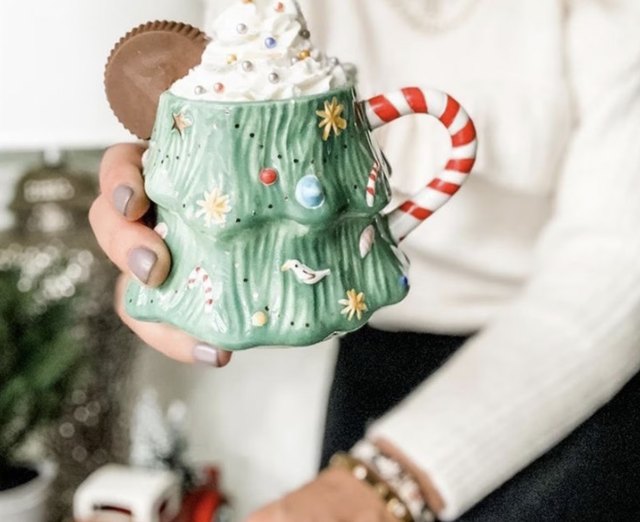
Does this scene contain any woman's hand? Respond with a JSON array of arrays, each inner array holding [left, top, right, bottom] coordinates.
[[248, 440, 445, 522], [89, 143, 232, 367], [246, 467, 396, 522]]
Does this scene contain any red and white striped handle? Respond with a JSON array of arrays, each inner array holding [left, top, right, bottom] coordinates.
[[363, 87, 478, 242]]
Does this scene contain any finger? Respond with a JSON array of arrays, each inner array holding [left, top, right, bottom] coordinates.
[[115, 275, 233, 367], [244, 506, 279, 522], [89, 194, 170, 287], [99, 143, 150, 221]]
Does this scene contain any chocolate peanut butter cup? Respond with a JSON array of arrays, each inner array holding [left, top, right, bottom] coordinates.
[[105, 21, 209, 139]]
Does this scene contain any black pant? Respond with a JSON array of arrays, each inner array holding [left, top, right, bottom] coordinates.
[[321, 326, 640, 521]]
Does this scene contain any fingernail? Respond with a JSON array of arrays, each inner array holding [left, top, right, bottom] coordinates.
[[127, 247, 157, 284], [113, 185, 134, 218], [193, 344, 220, 367]]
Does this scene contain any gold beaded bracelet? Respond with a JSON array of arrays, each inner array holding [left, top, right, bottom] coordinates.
[[329, 452, 414, 522]]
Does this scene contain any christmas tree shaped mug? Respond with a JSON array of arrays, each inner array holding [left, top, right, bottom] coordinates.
[[104, 1, 477, 350]]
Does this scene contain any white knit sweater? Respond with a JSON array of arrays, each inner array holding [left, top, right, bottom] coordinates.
[[205, 0, 640, 518]]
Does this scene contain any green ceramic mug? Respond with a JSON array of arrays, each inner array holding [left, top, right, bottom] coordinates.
[[123, 83, 477, 350]]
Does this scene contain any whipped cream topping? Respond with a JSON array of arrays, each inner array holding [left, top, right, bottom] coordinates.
[[170, 0, 351, 101]]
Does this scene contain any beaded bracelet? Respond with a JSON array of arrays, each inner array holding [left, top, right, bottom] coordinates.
[[351, 441, 436, 522], [329, 452, 415, 522]]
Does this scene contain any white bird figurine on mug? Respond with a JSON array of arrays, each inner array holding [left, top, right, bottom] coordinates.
[[281, 259, 331, 285]]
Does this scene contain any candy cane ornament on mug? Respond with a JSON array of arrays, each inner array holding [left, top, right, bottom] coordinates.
[[364, 87, 478, 242]]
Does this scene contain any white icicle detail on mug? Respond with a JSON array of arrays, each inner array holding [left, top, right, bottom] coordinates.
[[359, 225, 376, 258], [187, 266, 220, 313], [282, 259, 331, 285], [154, 222, 169, 239]]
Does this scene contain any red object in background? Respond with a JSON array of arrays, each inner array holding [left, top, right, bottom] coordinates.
[[172, 467, 228, 522]]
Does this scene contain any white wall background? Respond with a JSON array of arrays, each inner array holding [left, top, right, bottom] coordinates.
[[0, 0, 203, 150]]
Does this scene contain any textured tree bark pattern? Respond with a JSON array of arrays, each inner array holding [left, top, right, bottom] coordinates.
[[125, 88, 410, 349]]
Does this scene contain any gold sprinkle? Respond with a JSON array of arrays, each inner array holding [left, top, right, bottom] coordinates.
[[227, 54, 238, 64], [298, 49, 311, 60], [252, 311, 269, 327]]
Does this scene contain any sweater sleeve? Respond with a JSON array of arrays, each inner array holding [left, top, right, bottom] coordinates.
[[366, 2, 640, 519]]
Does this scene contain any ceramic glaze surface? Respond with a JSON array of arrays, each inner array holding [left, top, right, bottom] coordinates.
[[125, 87, 411, 349]]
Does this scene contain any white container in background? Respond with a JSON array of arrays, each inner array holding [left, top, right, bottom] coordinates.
[[74, 465, 181, 522], [0, 461, 57, 522]]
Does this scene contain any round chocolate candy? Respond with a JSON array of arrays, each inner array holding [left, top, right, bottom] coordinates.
[[105, 21, 209, 139]]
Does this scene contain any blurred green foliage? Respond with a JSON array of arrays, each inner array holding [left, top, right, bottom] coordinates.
[[0, 268, 84, 470]]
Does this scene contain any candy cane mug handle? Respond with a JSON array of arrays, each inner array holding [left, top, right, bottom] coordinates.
[[362, 87, 478, 242]]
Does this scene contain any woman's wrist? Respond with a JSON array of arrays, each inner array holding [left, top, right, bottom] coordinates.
[[329, 452, 415, 521], [353, 439, 445, 518]]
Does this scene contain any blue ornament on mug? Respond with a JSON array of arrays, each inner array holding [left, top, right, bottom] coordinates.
[[296, 174, 325, 209]]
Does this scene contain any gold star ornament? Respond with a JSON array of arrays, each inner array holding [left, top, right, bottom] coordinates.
[[196, 188, 232, 226], [172, 112, 192, 137], [339, 289, 368, 321], [316, 97, 348, 141]]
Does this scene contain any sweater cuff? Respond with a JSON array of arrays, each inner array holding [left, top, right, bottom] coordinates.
[[365, 307, 634, 520]]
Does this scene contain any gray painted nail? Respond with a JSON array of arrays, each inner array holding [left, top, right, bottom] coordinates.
[[193, 344, 220, 367], [127, 247, 157, 284], [113, 185, 134, 217]]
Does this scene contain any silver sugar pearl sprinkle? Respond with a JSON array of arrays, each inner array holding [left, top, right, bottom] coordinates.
[[290, 57, 300, 65], [329, 57, 340, 66], [268, 72, 280, 83], [300, 29, 311, 39], [194, 85, 206, 95], [242, 60, 254, 72], [237, 23, 248, 34]]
